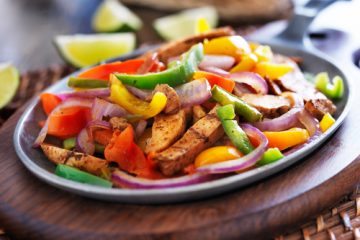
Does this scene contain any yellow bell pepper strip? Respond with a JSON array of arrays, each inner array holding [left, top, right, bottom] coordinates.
[[217, 104, 254, 154], [320, 113, 335, 132], [263, 128, 309, 151], [110, 76, 167, 119], [230, 53, 258, 73], [194, 146, 243, 168], [195, 17, 211, 34], [257, 148, 284, 166], [253, 45, 273, 62], [204, 36, 251, 60], [115, 43, 204, 89], [211, 85, 262, 122], [254, 62, 293, 80], [68, 77, 109, 89], [315, 72, 344, 99]]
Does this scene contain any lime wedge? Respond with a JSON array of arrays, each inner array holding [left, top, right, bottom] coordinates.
[[0, 63, 19, 109], [54, 33, 136, 68], [153, 6, 218, 41], [92, 0, 142, 32]]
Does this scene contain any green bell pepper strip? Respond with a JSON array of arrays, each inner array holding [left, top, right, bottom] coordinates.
[[257, 148, 284, 166], [68, 77, 109, 89], [217, 104, 254, 155], [63, 137, 105, 154], [315, 72, 344, 99], [212, 85, 262, 122], [115, 43, 204, 89], [55, 164, 112, 188]]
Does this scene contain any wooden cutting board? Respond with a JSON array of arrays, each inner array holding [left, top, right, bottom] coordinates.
[[0, 89, 359, 240]]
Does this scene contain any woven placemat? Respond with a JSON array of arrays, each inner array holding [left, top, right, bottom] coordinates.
[[0, 66, 359, 240]]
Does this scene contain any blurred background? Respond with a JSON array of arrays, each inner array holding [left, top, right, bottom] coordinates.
[[0, 0, 359, 72]]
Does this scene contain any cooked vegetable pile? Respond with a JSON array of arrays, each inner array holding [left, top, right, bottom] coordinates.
[[34, 27, 343, 189]]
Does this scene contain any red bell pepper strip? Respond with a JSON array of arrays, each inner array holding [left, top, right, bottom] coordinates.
[[104, 126, 161, 179], [47, 106, 91, 139], [40, 93, 62, 115], [193, 71, 235, 93], [78, 60, 145, 80], [78, 59, 165, 81]]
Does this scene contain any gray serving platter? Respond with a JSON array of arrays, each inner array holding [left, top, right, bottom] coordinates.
[[12, 40, 352, 203]]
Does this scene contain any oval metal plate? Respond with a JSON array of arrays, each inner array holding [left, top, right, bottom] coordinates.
[[13, 44, 352, 204]]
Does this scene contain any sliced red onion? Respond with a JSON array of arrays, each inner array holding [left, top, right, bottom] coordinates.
[[56, 88, 110, 100], [135, 120, 147, 139], [199, 55, 235, 70], [199, 66, 230, 77], [76, 127, 95, 155], [233, 83, 255, 96], [297, 109, 319, 137], [112, 170, 215, 189], [33, 98, 93, 148], [197, 124, 268, 174], [230, 72, 268, 95], [253, 108, 302, 132], [87, 119, 112, 139], [175, 79, 212, 107], [87, 120, 111, 131], [91, 98, 128, 120], [126, 85, 152, 100]]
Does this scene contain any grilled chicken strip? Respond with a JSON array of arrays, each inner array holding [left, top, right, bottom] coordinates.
[[145, 110, 186, 154], [40, 144, 108, 176], [240, 93, 291, 118], [273, 54, 336, 119], [154, 107, 224, 176], [192, 105, 207, 123]]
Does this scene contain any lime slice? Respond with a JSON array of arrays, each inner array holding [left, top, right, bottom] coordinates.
[[154, 6, 218, 41], [0, 63, 19, 109], [92, 0, 142, 32], [54, 33, 136, 68]]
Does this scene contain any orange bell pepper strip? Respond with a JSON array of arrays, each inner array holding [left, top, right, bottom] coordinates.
[[263, 128, 309, 151], [47, 106, 91, 139], [104, 126, 161, 179], [78, 60, 145, 80], [40, 93, 62, 115], [193, 71, 235, 93], [194, 146, 243, 168]]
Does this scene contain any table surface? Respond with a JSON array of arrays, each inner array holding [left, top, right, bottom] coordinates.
[[1, 0, 360, 72]]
